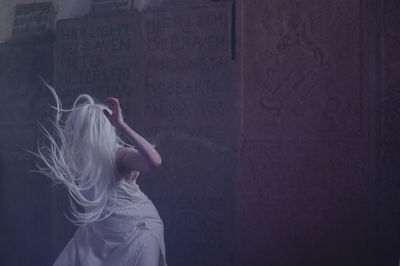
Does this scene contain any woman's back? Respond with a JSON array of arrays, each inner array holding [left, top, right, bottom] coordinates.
[[33, 86, 166, 265]]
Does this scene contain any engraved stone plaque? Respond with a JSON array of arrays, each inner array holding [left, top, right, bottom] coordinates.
[[55, 14, 140, 116], [12, 2, 54, 39], [91, 0, 131, 12], [138, 3, 235, 266]]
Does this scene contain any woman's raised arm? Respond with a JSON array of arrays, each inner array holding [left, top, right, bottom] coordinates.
[[103, 97, 162, 173]]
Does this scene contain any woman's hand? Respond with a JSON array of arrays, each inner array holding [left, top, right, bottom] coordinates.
[[103, 97, 125, 128]]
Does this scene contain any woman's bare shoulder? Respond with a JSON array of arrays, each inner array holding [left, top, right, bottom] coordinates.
[[115, 146, 154, 173]]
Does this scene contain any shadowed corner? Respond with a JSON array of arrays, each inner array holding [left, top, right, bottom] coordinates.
[[0, 154, 24, 266]]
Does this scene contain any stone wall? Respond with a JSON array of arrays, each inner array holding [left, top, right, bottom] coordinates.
[[0, 39, 54, 265], [378, 0, 400, 265], [1, 0, 399, 265], [236, 0, 381, 265]]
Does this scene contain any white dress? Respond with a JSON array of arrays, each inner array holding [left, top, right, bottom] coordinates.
[[53, 176, 167, 266]]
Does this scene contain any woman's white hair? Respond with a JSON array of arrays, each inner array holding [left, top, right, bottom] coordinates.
[[33, 80, 127, 225]]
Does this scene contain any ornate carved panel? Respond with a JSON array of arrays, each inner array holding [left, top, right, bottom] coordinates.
[[240, 0, 367, 140], [237, 1, 373, 265]]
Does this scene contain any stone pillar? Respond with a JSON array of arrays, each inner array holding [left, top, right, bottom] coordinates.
[[236, 0, 377, 265], [378, 0, 400, 265], [0, 2, 55, 265], [0, 40, 54, 265], [138, 3, 235, 266]]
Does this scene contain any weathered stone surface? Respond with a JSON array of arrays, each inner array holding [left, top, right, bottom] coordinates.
[[236, 0, 374, 265], [12, 2, 54, 39], [91, 0, 131, 12], [0, 42, 54, 164], [0, 41, 54, 266], [378, 0, 400, 264], [137, 3, 235, 266]]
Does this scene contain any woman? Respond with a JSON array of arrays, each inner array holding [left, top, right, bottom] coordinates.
[[34, 84, 167, 266]]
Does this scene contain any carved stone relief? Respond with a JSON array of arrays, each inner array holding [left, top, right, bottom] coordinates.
[[237, 0, 371, 265], [242, 0, 364, 140]]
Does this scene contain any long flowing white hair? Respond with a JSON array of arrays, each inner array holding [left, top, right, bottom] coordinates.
[[33, 80, 126, 225]]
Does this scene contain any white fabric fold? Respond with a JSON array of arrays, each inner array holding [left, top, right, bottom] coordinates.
[[54, 178, 167, 266]]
